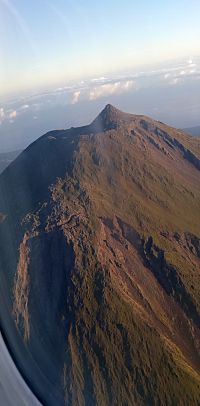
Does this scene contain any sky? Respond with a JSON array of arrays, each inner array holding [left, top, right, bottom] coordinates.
[[0, 1, 200, 152], [1, 0, 200, 97]]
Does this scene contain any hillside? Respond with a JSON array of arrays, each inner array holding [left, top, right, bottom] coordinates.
[[0, 104, 200, 406], [0, 150, 21, 174]]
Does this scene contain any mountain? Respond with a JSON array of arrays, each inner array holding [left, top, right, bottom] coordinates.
[[0, 104, 200, 405], [184, 126, 200, 136], [0, 150, 21, 174]]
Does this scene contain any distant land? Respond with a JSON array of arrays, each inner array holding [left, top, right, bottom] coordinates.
[[184, 126, 200, 136]]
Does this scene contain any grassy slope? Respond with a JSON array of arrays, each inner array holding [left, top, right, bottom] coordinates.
[[46, 118, 200, 404], [1, 108, 200, 405]]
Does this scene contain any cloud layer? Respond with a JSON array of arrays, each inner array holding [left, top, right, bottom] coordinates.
[[70, 78, 136, 104], [1, 56, 199, 127], [0, 107, 18, 124]]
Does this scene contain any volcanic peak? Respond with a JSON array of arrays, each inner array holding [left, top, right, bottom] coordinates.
[[91, 104, 134, 132]]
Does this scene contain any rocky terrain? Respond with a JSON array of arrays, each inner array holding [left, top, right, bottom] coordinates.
[[0, 104, 200, 405]]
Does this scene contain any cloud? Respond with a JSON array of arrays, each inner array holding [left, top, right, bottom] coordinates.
[[0, 108, 5, 124], [188, 58, 194, 65], [20, 104, 29, 110], [70, 79, 135, 104], [0, 107, 17, 124], [1, 56, 199, 119], [1, 103, 31, 124], [71, 91, 81, 104], [169, 77, 183, 86], [9, 110, 17, 119], [0, 107, 17, 123], [89, 80, 135, 101], [91, 77, 108, 83], [161, 58, 200, 86]]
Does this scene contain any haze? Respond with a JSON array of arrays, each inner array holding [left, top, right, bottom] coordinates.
[[0, 1, 200, 151]]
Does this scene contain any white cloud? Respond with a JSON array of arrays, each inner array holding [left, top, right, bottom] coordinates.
[[0, 107, 5, 123], [20, 104, 29, 110], [9, 110, 17, 119], [179, 70, 186, 75], [89, 80, 135, 101], [0, 103, 30, 124], [71, 91, 81, 104], [69, 78, 136, 104], [178, 67, 197, 77], [162, 58, 200, 86], [0, 107, 17, 123], [189, 63, 196, 68], [91, 77, 107, 83], [1, 57, 199, 118]]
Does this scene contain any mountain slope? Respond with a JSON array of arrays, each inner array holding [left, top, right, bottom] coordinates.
[[0, 150, 21, 174], [0, 104, 200, 405]]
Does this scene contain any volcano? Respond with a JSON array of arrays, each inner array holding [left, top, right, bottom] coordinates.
[[0, 105, 200, 405]]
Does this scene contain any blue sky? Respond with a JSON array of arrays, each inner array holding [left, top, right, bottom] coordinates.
[[0, 0, 200, 152], [1, 0, 200, 97]]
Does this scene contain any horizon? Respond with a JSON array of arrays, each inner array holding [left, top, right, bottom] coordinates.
[[1, 0, 200, 97], [0, 1, 200, 152]]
